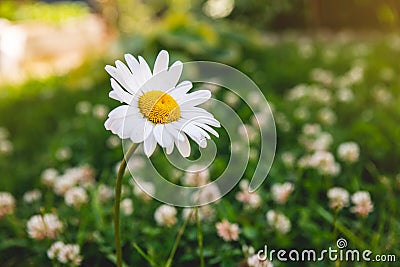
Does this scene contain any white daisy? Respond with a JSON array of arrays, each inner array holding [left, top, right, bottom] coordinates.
[[104, 50, 220, 157]]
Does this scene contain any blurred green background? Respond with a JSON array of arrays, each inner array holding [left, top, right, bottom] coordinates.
[[0, 0, 399, 267]]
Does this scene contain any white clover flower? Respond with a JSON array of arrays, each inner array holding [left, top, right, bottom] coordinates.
[[336, 87, 354, 102], [182, 165, 210, 186], [41, 168, 59, 187], [309, 150, 340, 176], [106, 135, 121, 149], [54, 176, 77, 196], [57, 243, 82, 265], [65, 187, 88, 209], [98, 184, 114, 203], [193, 183, 221, 204], [27, 213, 63, 240], [47, 241, 65, 260], [310, 68, 334, 86], [92, 104, 109, 120], [203, 0, 234, 19], [266, 210, 291, 234], [154, 204, 177, 227], [327, 187, 349, 210], [281, 152, 296, 168], [0, 192, 15, 219], [351, 191, 373, 217], [182, 206, 215, 223], [54, 166, 96, 195], [133, 181, 154, 202], [337, 141, 360, 163], [251, 111, 270, 128], [65, 165, 96, 188], [235, 180, 261, 209], [373, 86, 392, 105], [271, 182, 294, 204], [247, 254, 274, 267], [238, 124, 257, 142], [0, 139, 13, 154], [311, 132, 333, 151], [23, 189, 42, 203], [299, 131, 333, 152], [302, 123, 321, 136], [318, 108, 337, 125], [120, 198, 133, 215], [104, 50, 220, 157], [75, 101, 92, 115], [223, 91, 240, 107], [216, 219, 240, 241]]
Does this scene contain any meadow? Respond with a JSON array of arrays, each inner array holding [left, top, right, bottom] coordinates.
[[0, 2, 399, 266]]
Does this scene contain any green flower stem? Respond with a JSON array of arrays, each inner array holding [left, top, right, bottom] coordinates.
[[165, 209, 192, 267], [114, 142, 139, 267], [196, 207, 205, 267], [333, 208, 340, 267]]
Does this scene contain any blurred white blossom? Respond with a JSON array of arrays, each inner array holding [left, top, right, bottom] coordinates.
[[65, 187, 88, 209], [23, 189, 42, 203], [154, 205, 177, 227], [48, 241, 82, 266], [120, 198, 133, 215], [183, 165, 210, 186], [203, 0, 235, 19], [266, 210, 291, 234], [271, 182, 294, 204], [337, 142, 360, 163], [27, 214, 63, 240], [327, 187, 349, 210], [0, 192, 15, 219], [236, 180, 261, 209], [216, 219, 240, 241], [351, 191, 373, 217]]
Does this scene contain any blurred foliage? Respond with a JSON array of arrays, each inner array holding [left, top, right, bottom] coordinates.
[[0, 1, 400, 266], [0, 1, 90, 24]]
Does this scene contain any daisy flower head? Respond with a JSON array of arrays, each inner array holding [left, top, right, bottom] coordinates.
[[104, 50, 220, 157]]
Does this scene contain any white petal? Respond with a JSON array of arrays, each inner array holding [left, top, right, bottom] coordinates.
[[164, 60, 183, 90], [166, 142, 174, 154], [153, 124, 165, 147], [179, 90, 211, 107], [193, 122, 219, 137], [181, 107, 219, 124], [129, 118, 152, 143], [106, 117, 124, 137], [110, 79, 133, 103], [122, 117, 146, 139], [153, 50, 169, 75], [144, 134, 157, 157], [138, 56, 152, 81], [115, 60, 138, 93], [165, 124, 185, 142], [162, 128, 174, 148], [104, 117, 114, 130], [169, 81, 193, 100], [182, 123, 210, 148], [175, 133, 191, 157], [125, 54, 146, 87], [107, 105, 129, 119], [105, 65, 129, 91]]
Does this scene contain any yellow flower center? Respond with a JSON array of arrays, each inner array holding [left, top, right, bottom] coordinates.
[[138, 90, 180, 124]]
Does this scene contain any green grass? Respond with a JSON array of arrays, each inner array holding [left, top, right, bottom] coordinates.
[[0, 19, 399, 266]]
